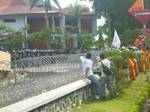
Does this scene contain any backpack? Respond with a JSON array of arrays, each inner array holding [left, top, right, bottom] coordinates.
[[101, 62, 113, 76]]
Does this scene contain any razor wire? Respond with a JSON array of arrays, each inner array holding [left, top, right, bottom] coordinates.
[[0, 54, 83, 108], [10, 49, 81, 60]]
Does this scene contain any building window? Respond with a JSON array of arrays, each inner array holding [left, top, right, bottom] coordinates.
[[4, 19, 16, 22]]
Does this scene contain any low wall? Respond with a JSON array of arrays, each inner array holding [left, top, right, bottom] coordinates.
[[0, 79, 92, 112]]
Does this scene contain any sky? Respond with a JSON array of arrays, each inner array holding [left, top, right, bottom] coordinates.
[[54, 0, 93, 11]]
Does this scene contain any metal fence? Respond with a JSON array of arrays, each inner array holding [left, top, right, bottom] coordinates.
[[0, 54, 83, 108], [10, 49, 81, 60]]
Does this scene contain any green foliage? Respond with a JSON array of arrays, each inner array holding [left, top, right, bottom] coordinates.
[[5, 35, 26, 50], [65, 25, 78, 32], [49, 39, 61, 48], [121, 50, 136, 58], [0, 23, 16, 35], [111, 55, 128, 66], [95, 39, 106, 49], [105, 50, 128, 69], [69, 3, 82, 48], [120, 29, 141, 46], [30, 0, 61, 10], [144, 0, 150, 9], [104, 50, 128, 84], [95, 26, 112, 49], [0, 23, 20, 50], [105, 50, 121, 57], [79, 33, 95, 50], [22, 24, 30, 32], [97, 26, 111, 38], [91, 0, 141, 34], [30, 0, 61, 27], [71, 74, 150, 112], [13, 24, 31, 36], [54, 26, 63, 34], [28, 27, 62, 48], [4, 26, 63, 50], [104, 50, 127, 66], [144, 37, 150, 49], [69, 3, 82, 17]]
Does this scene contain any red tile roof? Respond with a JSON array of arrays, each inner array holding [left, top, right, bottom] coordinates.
[[0, 0, 60, 16], [58, 7, 95, 16], [0, 0, 94, 16], [0, 5, 43, 15], [0, 6, 61, 16]]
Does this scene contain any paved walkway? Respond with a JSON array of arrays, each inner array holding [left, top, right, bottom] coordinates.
[[142, 99, 150, 112]]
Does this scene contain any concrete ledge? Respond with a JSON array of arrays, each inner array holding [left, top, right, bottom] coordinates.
[[0, 79, 91, 112]]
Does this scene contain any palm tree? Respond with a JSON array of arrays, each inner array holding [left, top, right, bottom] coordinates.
[[70, 3, 82, 48], [30, 0, 61, 48], [30, 0, 61, 27]]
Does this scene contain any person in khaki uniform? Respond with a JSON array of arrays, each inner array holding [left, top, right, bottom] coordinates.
[[97, 53, 114, 99]]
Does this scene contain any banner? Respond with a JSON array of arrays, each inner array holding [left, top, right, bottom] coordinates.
[[112, 30, 121, 49]]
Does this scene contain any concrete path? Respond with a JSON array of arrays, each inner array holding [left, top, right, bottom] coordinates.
[[142, 99, 150, 112]]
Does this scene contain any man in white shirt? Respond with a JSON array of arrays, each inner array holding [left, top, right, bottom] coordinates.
[[97, 53, 114, 99], [81, 53, 104, 100]]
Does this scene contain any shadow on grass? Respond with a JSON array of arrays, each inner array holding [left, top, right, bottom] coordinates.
[[84, 79, 133, 105]]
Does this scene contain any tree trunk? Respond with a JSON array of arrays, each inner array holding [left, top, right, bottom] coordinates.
[[45, 0, 50, 27], [77, 17, 81, 48]]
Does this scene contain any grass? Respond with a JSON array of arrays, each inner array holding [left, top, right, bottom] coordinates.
[[70, 73, 150, 112]]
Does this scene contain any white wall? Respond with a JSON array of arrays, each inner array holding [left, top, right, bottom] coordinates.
[[0, 16, 26, 31]]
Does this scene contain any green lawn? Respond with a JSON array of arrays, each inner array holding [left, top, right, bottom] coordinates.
[[71, 73, 150, 112]]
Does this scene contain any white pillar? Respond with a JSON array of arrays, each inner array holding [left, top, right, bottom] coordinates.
[[60, 15, 66, 48], [60, 15, 66, 33]]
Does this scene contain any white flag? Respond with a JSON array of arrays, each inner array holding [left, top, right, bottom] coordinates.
[[112, 30, 121, 49]]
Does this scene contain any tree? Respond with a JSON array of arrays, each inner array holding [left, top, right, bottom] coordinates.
[[97, 26, 108, 40], [91, 0, 140, 34], [28, 26, 63, 48], [105, 50, 128, 90], [79, 32, 95, 51], [0, 23, 16, 36], [144, 0, 150, 9], [95, 26, 111, 49], [120, 29, 141, 46], [145, 37, 150, 49], [30, 0, 61, 27], [5, 35, 25, 51], [69, 3, 82, 48]]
